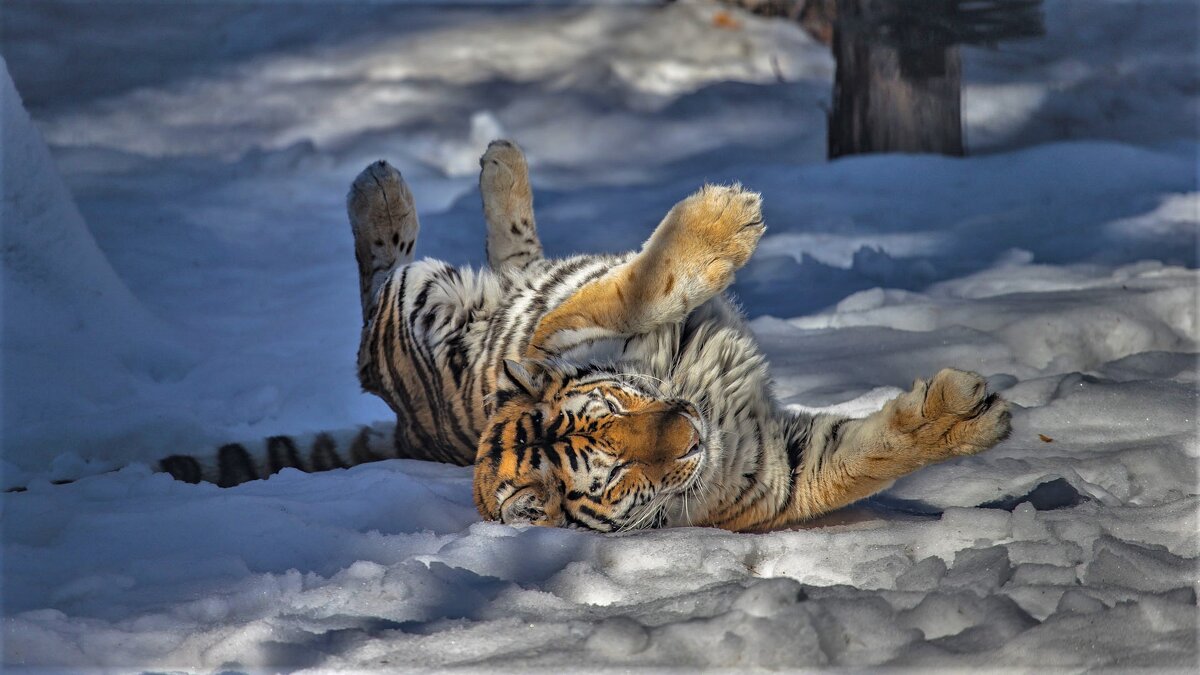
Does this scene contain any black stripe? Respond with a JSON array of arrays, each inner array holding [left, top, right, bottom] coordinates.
[[535, 264, 610, 353], [360, 273, 397, 392], [217, 444, 258, 487], [494, 258, 592, 367], [566, 489, 598, 503], [715, 472, 763, 526], [411, 274, 436, 314], [828, 419, 847, 449], [814, 419, 847, 476], [500, 250, 535, 263], [406, 267, 478, 456], [512, 421, 529, 467], [371, 273, 413, 418], [381, 267, 444, 461], [160, 455, 202, 484], [544, 444, 564, 468], [718, 419, 772, 529], [267, 436, 305, 474], [445, 330, 469, 385], [549, 411, 570, 438], [486, 424, 507, 464], [379, 326, 438, 459], [562, 509, 601, 531], [577, 504, 619, 530], [748, 419, 763, 472], [786, 417, 814, 473], [310, 433, 349, 471], [777, 416, 815, 515], [392, 269, 447, 457], [529, 409, 545, 439], [493, 390, 517, 409], [350, 427, 384, 465]]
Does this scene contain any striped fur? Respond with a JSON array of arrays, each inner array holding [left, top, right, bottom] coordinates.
[[347, 141, 1012, 532], [157, 423, 396, 487], [102, 141, 1011, 533]]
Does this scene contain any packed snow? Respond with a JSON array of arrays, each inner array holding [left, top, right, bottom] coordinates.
[[2, 0, 1197, 671]]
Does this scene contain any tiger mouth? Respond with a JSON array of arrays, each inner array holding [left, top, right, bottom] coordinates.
[[677, 406, 708, 447], [673, 414, 708, 494], [677, 445, 706, 495]]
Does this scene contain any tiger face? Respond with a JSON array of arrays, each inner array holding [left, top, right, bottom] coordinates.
[[473, 359, 708, 532]]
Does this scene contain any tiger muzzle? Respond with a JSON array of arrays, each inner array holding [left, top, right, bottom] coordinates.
[[603, 400, 704, 467]]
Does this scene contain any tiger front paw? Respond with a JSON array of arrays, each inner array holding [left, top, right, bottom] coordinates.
[[648, 184, 765, 300], [887, 368, 1012, 463]]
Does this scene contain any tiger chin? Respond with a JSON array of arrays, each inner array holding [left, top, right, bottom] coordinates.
[[122, 139, 1011, 534]]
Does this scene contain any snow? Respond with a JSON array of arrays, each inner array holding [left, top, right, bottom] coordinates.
[[0, 59, 198, 488], [2, 0, 1197, 670]]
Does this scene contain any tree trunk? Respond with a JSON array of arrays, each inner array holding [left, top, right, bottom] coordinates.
[[828, 0, 964, 158]]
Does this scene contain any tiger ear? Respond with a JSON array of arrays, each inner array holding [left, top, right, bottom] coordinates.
[[499, 485, 558, 526], [501, 358, 543, 397]]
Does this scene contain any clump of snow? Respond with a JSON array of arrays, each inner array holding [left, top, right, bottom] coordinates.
[[6, 457, 1195, 669], [2, 0, 1198, 670]]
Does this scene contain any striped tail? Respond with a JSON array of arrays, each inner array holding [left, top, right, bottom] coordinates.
[[158, 421, 401, 488]]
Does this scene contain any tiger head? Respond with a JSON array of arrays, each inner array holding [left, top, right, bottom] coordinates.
[[473, 359, 708, 531]]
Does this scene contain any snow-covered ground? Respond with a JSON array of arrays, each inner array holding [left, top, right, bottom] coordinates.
[[2, 0, 1197, 670]]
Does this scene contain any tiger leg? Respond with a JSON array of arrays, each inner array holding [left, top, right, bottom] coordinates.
[[525, 183, 765, 358], [479, 139, 543, 272], [754, 369, 1012, 531], [348, 162, 480, 464], [348, 160, 420, 322], [356, 258, 483, 465]]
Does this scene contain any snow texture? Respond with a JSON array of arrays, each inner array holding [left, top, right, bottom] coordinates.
[[2, 0, 1197, 671]]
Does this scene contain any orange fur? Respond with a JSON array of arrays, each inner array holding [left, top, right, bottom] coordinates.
[[526, 185, 764, 358], [473, 372, 705, 527]]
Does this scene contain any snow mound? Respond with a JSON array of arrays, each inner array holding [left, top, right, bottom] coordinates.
[[4, 461, 1196, 670], [1, 57, 195, 487]]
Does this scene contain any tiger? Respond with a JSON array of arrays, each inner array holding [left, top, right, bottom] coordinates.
[[150, 139, 1011, 532]]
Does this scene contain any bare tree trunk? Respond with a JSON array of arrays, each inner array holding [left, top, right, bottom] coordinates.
[[714, 0, 1041, 158], [828, 0, 964, 158]]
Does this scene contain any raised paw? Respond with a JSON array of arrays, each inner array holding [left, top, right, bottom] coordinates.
[[888, 368, 1012, 461], [648, 184, 765, 298], [479, 140, 532, 219], [347, 160, 420, 315], [521, 182, 763, 359], [479, 140, 542, 270]]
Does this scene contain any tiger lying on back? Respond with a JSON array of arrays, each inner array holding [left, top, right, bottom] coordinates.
[[160, 140, 1011, 532]]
